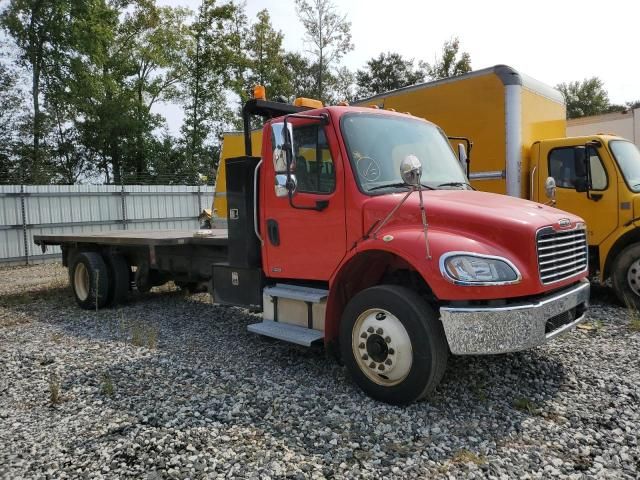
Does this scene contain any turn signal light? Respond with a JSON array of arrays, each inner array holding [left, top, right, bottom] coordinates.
[[253, 85, 266, 100], [294, 97, 323, 109], [369, 104, 380, 109]]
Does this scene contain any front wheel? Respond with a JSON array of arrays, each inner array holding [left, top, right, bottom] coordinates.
[[611, 243, 640, 309], [339, 285, 448, 405]]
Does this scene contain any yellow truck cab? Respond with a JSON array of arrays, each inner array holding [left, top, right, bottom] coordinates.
[[351, 65, 640, 306]]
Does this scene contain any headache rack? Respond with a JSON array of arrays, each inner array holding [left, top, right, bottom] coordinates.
[[536, 226, 588, 285]]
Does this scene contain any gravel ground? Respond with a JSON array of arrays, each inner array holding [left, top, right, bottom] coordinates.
[[0, 264, 639, 479]]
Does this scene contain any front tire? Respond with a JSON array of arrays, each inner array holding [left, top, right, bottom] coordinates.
[[339, 285, 448, 405], [611, 243, 640, 308], [70, 252, 110, 310]]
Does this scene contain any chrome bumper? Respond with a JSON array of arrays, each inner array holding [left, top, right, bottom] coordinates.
[[439, 279, 590, 355]]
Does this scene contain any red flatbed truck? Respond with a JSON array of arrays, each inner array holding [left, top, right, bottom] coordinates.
[[35, 92, 590, 404]]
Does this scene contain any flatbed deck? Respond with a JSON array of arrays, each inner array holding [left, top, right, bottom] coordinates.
[[33, 229, 229, 247]]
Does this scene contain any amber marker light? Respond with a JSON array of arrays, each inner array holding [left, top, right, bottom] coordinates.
[[253, 85, 266, 100]]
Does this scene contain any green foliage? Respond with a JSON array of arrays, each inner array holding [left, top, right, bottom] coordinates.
[[556, 77, 611, 119], [356, 52, 425, 98], [295, 0, 353, 102], [424, 37, 471, 81]]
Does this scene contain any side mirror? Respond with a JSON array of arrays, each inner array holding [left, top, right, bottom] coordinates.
[[574, 146, 589, 193], [544, 176, 557, 202], [457, 143, 467, 166], [282, 123, 295, 172], [275, 173, 296, 197], [400, 155, 423, 186]]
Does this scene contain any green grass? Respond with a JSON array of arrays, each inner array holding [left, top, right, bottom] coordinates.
[[49, 374, 61, 405], [624, 296, 640, 332], [451, 449, 485, 465], [101, 373, 114, 396], [513, 397, 537, 415]]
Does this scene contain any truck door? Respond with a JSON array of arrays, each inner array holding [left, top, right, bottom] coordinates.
[[537, 140, 618, 245], [261, 117, 346, 281]]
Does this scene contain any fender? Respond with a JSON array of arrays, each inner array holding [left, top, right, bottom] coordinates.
[[324, 224, 553, 343], [601, 225, 640, 280]]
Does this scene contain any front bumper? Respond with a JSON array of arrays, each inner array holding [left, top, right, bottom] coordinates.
[[439, 279, 590, 355]]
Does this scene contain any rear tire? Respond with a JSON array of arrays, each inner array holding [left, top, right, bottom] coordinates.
[[106, 254, 131, 306], [339, 285, 448, 405], [70, 252, 110, 310], [611, 243, 640, 309]]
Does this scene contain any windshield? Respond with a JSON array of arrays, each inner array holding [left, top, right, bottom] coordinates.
[[340, 113, 468, 193], [610, 140, 640, 192]]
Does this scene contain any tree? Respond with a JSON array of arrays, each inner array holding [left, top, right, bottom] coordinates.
[[245, 9, 290, 101], [295, 0, 353, 102], [424, 37, 471, 80], [1, 0, 74, 182], [181, 0, 237, 181], [556, 78, 611, 119], [356, 52, 425, 98], [0, 60, 24, 182]]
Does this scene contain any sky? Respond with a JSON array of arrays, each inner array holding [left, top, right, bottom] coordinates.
[[157, 0, 640, 133]]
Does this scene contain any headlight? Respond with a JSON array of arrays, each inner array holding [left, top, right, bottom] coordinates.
[[440, 253, 521, 285]]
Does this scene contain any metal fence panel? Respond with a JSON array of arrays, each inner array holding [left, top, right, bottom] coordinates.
[[0, 185, 214, 265]]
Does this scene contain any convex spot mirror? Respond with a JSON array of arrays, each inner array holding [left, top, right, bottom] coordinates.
[[544, 176, 557, 201], [275, 174, 297, 198], [400, 154, 423, 186]]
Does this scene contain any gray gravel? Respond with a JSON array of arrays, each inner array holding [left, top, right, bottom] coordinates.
[[0, 263, 639, 479]]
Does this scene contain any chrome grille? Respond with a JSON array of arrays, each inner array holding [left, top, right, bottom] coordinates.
[[536, 226, 588, 285]]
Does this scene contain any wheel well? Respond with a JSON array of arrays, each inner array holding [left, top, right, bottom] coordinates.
[[603, 228, 640, 280], [325, 250, 434, 345]]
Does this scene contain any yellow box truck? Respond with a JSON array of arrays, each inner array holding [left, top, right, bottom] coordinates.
[[352, 65, 640, 307]]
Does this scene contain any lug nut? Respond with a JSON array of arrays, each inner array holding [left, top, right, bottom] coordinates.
[[369, 362, 376, 369], [358, 342, 365, 349], [385, 336, 391, 343], [362, 354, 369, 360], [360, 332, 367, 339], [385, 359, 392, 366], [377, 364, 385, 371], [388, 348, 395, 355], [376, 328, 383, 335], [367, 327, 374, 333]]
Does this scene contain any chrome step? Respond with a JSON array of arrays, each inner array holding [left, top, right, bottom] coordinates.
[[263, 284, 328, 303], [247, 320, 324, 346]]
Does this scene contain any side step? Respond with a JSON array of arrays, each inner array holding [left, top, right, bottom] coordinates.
[[263, 284, 328, 302], [247, 320, 324, 347]]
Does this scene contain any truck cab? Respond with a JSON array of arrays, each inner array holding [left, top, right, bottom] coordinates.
[[532, 135, 640, 306]]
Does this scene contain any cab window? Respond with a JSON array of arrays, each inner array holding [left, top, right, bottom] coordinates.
[[292, 124, 335, 194], [548, 147, 607, 191]]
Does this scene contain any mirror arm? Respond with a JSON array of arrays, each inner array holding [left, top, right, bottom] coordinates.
[[448, 136, 473, 177]]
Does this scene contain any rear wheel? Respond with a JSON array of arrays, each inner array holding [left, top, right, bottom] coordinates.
[[70, 252, 110, 309], [611, 243, 640, 309], [106, 254, 131, 306], [339, 285, 448, 405]]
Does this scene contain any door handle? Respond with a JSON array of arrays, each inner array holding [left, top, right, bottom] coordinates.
[[267, 219, 280, 246], [589, 193, 603, 202]]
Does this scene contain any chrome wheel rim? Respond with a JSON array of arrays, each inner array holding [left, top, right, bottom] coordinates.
[[74, 263, 90, 301], [352, 308, 413, 386]]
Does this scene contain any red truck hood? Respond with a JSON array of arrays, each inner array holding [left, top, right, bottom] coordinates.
[[362, 189, 584, 241]]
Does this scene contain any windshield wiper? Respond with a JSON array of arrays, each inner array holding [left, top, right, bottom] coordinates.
[[436, 181, 474, 190], [368, 182, 435, 192]]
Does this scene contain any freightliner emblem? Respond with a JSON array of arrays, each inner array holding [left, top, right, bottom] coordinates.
[[558, 218, 571, 228]]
